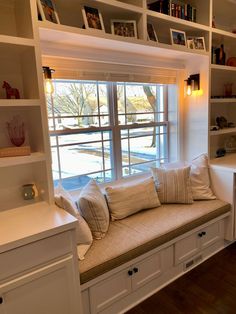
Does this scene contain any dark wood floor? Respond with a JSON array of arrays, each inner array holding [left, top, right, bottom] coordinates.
[[126, 242, 236, 314]]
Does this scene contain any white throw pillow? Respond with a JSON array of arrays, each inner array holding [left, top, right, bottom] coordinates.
[[54, 184, 93, 260], [162, 154, 216, 200], [190, 154, 216, 200], [151, 166, 193, 204], [105, 177, 161, 221], [77, 180, 110, 240]]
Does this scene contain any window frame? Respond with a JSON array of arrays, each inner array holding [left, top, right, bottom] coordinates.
[[47, 80, 170, 189]]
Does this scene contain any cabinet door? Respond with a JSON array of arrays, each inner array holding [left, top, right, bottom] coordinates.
[[175, 232, 200, 265], [0, 256, 80, 314], [201, 220, 224, 250], [90, 270, 132, 314], [132, 252, 162, 291]]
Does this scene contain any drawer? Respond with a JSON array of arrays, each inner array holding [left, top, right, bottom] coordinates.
[[175, 220, 224, 265], [0, 231, 72, 281], [132, 245, 173, 291], [90, 269, 132, 314]]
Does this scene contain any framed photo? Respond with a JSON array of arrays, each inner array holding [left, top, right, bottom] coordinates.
[[193, 37, 206, 51], [37, 0, 60, 24], [147, 23, 158, 42], [82, 6, 105, 32], [111, 20, 137, 38], [187, 39, 194, 49], [170, 29, 187, 47]]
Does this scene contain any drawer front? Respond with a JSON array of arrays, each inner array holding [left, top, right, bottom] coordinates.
[[132, 246, 173, 291], [132, 252, 162, 291], [201, 220, 224, 249], [90, 270, 132, 314], [175, 232, 200, 265], [0, 231, 72, 281]]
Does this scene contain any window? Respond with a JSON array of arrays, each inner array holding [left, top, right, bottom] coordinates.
[[47, 80, 171, 190]]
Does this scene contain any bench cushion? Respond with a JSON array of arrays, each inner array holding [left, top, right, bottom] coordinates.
[[79, 199, 230, 284]]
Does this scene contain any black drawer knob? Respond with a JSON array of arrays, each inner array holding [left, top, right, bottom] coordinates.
[[202, 231, 206, 236], [0, 297, 3, 304], [198, 232, 203, 237], [133, 267, 139, 273], [128, 270, 133, 276]]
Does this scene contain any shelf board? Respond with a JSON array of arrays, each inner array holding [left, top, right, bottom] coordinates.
[[210, 127, 236, 136], [211, 27, 236, 39], [39, 21, 209, 65], [210, 98, 236, 103], [0, 99, 41, 107], [0, 34, 35, 47], [96, 0, 144, 13], [0, 152, 46, 168], [146, 9, 209, 31], [211, 64, 236, 71]]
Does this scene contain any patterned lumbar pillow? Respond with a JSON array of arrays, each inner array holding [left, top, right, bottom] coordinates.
[[105, 176, 161, 221], [151, 166, 193, 204], [77, 180, 110, 240], [54, 184, 93, 260]]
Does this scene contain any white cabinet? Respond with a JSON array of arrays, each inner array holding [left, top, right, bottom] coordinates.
[[175, 219, 224, 265], [0, 204, 82, 314], [0, 256, 77, 314], [88, 246, 173, 314]]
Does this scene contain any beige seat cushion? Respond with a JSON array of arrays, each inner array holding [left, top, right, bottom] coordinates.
[[105, 177, 161, 221], [79, 199, 230, 284]]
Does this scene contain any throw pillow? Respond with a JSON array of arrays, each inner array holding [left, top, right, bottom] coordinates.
[[77, 180, 110, 240], [151, 166, 193, 204], [54, 184, 93, 260], [190, 154, 216, 200], [105, 177, 161, 221]]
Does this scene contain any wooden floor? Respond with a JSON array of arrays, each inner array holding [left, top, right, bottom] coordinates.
[[126, 242, 236, 314]]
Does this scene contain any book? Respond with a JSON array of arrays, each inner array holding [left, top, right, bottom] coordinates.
[[0, 146, 31, 158]]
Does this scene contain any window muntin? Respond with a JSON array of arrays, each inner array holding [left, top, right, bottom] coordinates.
[[47, 80, 169, 190]]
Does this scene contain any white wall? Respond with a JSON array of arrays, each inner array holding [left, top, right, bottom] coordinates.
[[180, 55, 210, 161]]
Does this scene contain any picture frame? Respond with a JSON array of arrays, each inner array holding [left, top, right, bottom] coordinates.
[[187, 37, 206, 51], [147, 23, 158, 42], [37, 0, 60, 24], [187, 39, 195, 49], [170, 29, 187, 47], [111, 20, 138, 38], [82, 6, 105, 32], [193, 37, 206, 51]]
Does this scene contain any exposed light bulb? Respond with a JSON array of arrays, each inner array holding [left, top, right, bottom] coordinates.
[[44, 79, 54, 94], [186, 84, 192, 96]]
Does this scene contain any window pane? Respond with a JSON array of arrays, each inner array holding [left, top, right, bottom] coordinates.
[[48, 80, 110, 128], [121, 126, 168, 175], [117, 83, 165, 125]]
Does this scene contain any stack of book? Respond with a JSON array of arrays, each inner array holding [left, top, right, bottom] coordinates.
[[148, 0, 197, 23]]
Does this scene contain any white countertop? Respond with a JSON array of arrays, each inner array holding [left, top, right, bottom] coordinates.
[[0, 201, 77, 253], [210, 153, 236, 172]]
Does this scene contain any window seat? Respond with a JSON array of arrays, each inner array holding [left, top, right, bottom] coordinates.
[[79, 199, 230, 284]]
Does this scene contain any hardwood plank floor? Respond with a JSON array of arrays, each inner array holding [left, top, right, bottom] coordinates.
[[125, 242, 236, 314]]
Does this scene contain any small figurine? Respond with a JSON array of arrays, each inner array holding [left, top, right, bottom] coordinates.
[[2, 81, 20, 99], [212, 16, 216, 28]]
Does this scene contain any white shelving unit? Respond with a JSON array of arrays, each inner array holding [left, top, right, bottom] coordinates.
[[209, 0, 236, 158], [0, 0, 53, 211]]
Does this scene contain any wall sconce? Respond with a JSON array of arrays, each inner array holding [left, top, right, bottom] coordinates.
[[43, 66, 55, 94], [185, 74, 200, 96]]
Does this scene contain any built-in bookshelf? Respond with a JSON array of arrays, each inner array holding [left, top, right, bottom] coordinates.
[[209, 0, 236, 158], [0, 0, 54, 211]]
